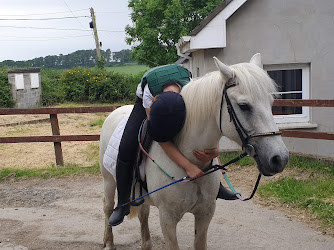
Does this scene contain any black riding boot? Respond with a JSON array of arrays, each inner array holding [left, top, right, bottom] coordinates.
[[108, 158, 133, 227], [216, 183, 238, 200]]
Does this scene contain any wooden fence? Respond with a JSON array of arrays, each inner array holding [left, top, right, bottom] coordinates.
[[0, 100, 333, 166]]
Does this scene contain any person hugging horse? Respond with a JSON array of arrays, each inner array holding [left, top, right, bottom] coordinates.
[[109, 64, 238, 227]]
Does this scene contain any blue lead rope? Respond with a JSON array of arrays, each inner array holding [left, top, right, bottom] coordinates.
[[124, 176, 189, 207]]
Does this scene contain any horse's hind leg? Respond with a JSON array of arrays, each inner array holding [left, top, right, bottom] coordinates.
[[194, 203, 215, 250], [138, 204, 152, 250], [101, 168, 117, 250]]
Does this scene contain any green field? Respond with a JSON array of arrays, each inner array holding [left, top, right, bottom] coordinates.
[[106, 63, 150, 75]]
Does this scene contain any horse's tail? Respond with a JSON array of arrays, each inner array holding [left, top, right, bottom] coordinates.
[[128, 206, 138, 219]]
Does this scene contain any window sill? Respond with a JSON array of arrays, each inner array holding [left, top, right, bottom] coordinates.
[[277, 123, 318, 130]]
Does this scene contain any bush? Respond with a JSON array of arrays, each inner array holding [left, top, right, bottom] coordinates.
[[0, 68, 15, 108], [0, 66, 144, 107], [41, 69, 65, 106], [60, 67, 141, 103]]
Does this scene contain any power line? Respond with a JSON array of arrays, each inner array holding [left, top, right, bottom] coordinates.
[[0, 16, 89, 21], [0, 25, 125, 32], [0, 9, 89, 17], [0, 34, 92, 41], [0, 25, 91, 31], [1, 34, 91, 39], [63, 0, 88, 31]]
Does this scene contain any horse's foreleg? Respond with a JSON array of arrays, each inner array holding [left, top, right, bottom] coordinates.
[[194, 203, 216, 250], [138, 204, 152, 250], [159, 208, 182, 250], [102, 171, 117, 250]]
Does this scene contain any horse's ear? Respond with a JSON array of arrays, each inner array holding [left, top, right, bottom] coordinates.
[[250, 53, 263, 68], [213, 57, 234, 79]]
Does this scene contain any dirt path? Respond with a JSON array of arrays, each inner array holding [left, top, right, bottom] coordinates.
[[0, 175, 333, 250]]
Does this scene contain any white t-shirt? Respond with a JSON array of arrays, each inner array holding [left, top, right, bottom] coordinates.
[[136, 83, 154, 109]]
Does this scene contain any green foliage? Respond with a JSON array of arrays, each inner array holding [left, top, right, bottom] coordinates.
[[0, 49, 135, 69], [60, 67, 142, 103], [0, 163, 100, 182], [97, 56, 105, 69], [1, 65, 144, 107], [41, 69, 65, 106], [126, 0, 222, 66], [0, 68, 15, 108]]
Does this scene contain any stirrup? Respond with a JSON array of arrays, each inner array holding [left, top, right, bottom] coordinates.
[[130, 198, 145, 206], [131, 179, 145, 206], [216, 183, 239, 200]]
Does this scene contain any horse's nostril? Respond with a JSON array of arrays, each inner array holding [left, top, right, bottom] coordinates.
[[270, 155, 283, 171]]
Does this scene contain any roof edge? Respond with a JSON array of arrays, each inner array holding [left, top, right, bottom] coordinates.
[[189, 0, 233, 36]]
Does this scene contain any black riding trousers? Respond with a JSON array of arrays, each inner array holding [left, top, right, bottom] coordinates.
[[117, 97, 147, 165]]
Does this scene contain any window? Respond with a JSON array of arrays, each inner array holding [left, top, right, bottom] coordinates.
[[30, 73, 39, 88], [15, 74, 24, 90], [265, 64, 310, 124]]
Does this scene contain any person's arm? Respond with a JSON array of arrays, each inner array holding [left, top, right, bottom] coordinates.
[[159, 141, 204, 179], [145, 108, 150, 119], [193, 144, 219, 163]]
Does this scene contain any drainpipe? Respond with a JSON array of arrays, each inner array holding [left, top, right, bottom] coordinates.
[[176, 36, 192, 73]]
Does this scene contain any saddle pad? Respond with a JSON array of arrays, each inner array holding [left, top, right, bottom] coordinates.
[[103, 115, 130, 177], [103, 115, 147, 180]]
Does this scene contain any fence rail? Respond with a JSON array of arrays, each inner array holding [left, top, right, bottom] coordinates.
[[0, 100, 333, 166], [0, 106, 119, 165]]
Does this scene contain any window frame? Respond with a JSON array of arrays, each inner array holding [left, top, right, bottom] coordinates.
[[264, 63, 310, 124]]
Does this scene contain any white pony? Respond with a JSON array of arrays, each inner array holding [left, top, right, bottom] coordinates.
[[99, 54, 289, 250]]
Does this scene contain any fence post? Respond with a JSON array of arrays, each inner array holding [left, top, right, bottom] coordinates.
[[50, 114, 64, 166]]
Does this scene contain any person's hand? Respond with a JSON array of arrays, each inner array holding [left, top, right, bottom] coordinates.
[[193, 148, 219, 163], [185, 164, 204, 179]]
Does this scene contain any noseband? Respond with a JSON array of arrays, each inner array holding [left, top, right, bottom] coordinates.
[[219, 77, 281, 155]]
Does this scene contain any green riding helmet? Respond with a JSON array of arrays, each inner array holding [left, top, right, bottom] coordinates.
[[141, 64, 191, 96]]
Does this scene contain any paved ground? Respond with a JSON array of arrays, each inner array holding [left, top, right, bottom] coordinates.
[[0, 175, 333, 250]]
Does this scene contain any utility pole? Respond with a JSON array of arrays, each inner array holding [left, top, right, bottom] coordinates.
[[90, 7, 102, 61]]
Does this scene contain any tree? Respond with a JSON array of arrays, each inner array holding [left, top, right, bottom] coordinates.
[[113, 49, 132, 65], [125, 0, 222, 67]]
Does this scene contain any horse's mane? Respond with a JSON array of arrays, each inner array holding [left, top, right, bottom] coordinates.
[[180, 63, 277, 132]]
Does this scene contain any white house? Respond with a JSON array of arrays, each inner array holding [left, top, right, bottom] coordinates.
[[176, 0, 334, 158]]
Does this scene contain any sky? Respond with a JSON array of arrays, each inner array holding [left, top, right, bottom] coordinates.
[[0, 0, 132, 61]]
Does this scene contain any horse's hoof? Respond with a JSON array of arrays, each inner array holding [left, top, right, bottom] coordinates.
[[104, 246, 116, 250]]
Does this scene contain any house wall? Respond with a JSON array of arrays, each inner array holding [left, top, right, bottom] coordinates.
[[8, 69, 42, 109], [193, 0, 334, 158]]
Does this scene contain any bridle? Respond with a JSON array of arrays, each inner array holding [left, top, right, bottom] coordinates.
[[219, 76, 282, 156]]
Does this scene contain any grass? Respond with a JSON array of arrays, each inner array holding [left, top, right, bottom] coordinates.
[[0, 163, 100, 182], [258, 154, 334, 228], [219, 151, 255, 166], [220, 152, 333, 229], [106, 63, 149, 75], [89, 118, 105, 127]]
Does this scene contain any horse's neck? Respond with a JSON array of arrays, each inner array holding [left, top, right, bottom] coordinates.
[[176, 118, 221, 167]]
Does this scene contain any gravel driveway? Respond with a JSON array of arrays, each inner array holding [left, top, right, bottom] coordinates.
[[0, 175, 333, 250]]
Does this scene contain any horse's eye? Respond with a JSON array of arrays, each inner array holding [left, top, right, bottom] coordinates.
[[238, 102, 251, 112]]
